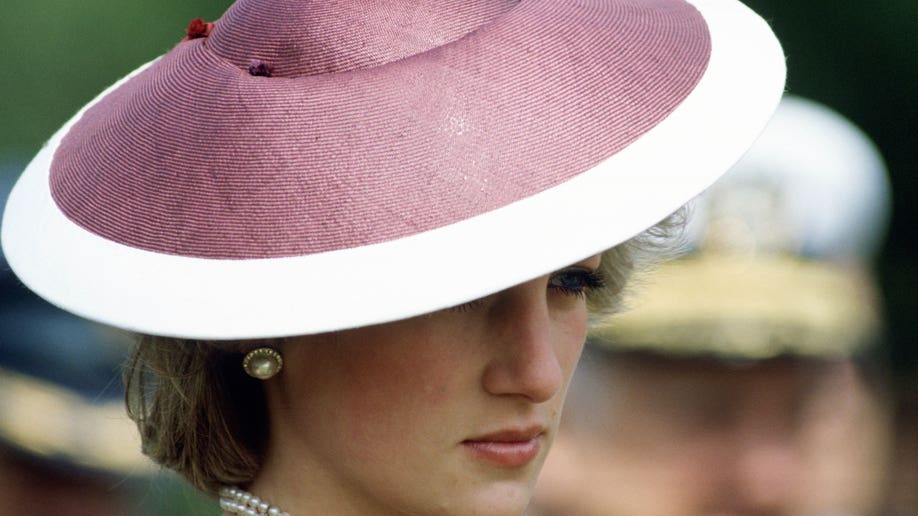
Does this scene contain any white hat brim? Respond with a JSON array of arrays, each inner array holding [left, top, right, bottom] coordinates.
[[2, 0, 785, 339]]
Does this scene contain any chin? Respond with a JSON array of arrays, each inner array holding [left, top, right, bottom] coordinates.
[[444, 479, 535, 516]]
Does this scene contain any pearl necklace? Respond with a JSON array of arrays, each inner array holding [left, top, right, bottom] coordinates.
[[219, 486, 290, 516]]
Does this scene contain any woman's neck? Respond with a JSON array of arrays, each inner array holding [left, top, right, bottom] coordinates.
[[247, 437, 399, 515]]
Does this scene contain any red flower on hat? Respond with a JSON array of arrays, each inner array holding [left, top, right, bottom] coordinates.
[[183, 18, 214, 41]]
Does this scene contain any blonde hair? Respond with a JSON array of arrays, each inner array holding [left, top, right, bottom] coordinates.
[[123, 210, 687, 495], [587, 207, 688, 321]]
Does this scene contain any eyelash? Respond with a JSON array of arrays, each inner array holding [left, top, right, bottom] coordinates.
[[448, 298, 487, 313], [447, 267, 606, 312], [548, 267, 606, 298]]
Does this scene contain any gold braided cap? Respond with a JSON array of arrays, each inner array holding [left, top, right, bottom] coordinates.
[[590, 254, 882, 359]]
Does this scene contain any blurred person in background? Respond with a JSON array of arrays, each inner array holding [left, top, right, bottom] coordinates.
[[0, 300, 146, 516], [530, 95, 895, 516]]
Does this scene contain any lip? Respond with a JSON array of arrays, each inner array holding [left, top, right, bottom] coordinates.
[[462, 426, 545, 468]]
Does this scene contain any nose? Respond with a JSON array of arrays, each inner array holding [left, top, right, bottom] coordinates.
[[480, 279, 565, 403]]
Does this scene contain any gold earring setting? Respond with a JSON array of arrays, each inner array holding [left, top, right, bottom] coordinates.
[[243, 347, 283, 380]]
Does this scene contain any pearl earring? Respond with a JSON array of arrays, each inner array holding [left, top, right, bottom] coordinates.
[[243, 347, 283, 379]]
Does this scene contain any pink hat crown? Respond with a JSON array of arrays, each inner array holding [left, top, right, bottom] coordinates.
[[48, 0, 710, 259], [208, 0, 518, 77]]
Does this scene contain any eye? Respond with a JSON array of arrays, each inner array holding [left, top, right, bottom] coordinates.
[[548, 267, 606, 297]]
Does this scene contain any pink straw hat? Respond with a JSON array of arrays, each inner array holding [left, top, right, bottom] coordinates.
[[1, 0, 784, 339]]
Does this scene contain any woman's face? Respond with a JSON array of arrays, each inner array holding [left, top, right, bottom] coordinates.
[[256, 254, 601, 515]]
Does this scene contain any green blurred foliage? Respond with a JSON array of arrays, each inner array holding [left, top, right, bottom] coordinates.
[[0, 0, 231, 160], [130, 472, 220, 516]]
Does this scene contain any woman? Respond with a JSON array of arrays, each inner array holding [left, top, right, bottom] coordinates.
[[0, 0, 784, 513]]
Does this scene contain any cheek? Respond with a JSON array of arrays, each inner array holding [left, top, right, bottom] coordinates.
[[543, 306, 588, 426], [316, 325, 473, 448], [340, 345, 452, 420], [556, 307, 589, 375]]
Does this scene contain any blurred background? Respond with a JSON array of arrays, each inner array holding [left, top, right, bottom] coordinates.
[[530, 93, 905, 515], [723, 2, 918, 512], [0, 0, 915, 514]]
